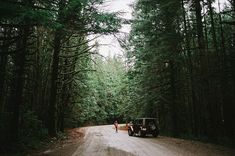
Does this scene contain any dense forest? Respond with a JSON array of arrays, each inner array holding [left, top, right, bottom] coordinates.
[[0, 0, 235, 154], [126, 0, 235, 141], [0, 0, 123, 152]]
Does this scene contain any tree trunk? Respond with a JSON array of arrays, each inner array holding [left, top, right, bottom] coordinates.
[[169, 61, 179, 136], [48, 30, 62, 136], [218, 1, 235, 139], [181, 0, 197, 136], [48, 0, 66, 137], [9, 25, 30, 141], [208, 0, 218, 52], [195, 0, 205, 54], [0, 28, 10, 113], [194, 0, 209, 136]]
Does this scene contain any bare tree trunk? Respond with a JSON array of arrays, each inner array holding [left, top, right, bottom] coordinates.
[[9, 25, 30, 141], [48, 30, 62, 136], [181, 0, 197, 136], [218, 0, 235, 139], [208, 0, 218, 52], [194, 0, 209, 136], [169, 61, 179, 136], [0, 28, 10, 113], [48, 0, 66, 137]]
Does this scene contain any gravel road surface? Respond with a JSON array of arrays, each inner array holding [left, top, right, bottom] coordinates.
[[70, 125, 235, 156]]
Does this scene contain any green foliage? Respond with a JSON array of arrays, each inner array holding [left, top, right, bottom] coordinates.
[[0, 0, 122, 153], [88, 12, 121, 34], [65, 55, 130, 126], [126, 0, 235, 140], [1, 0, 234, 154], [20, 110, 47, 138]]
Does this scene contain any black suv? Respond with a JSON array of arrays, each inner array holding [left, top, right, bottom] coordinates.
[[128, 118, 159, 137]]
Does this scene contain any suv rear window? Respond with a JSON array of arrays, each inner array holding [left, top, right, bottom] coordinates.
[[133, 119, 143, 125], [145, 119, 156, 126]]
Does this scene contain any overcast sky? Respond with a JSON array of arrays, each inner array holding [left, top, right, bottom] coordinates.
[[93, 0, 229, 58], [92, 0, 135, 58]]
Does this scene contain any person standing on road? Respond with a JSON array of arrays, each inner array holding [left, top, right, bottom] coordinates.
[[114, 121, 118, 133]]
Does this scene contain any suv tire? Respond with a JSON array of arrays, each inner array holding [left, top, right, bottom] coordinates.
[[138, 130, 146, 137], [128, 129, 134, 136]]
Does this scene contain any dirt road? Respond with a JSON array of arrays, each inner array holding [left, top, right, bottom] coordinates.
[[69, 125, 235, 156], [38, 125, 235, 156]]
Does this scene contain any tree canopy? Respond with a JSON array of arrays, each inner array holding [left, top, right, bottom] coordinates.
[[0, 0, 235, 154]]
